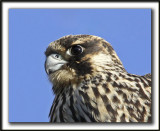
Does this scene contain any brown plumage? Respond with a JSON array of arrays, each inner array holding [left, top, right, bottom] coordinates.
[[44, 35, 151, 122]]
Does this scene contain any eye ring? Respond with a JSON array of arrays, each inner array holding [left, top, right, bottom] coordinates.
[[67, 45, 84, 56]]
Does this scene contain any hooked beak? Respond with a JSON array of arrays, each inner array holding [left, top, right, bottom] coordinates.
[[45, 54, 67, 75]]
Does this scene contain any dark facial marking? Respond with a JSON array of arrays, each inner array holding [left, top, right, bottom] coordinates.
[[68, 61, 92, 76]]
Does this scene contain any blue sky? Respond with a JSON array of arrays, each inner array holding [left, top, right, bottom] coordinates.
[[9, 9, 151, 122]]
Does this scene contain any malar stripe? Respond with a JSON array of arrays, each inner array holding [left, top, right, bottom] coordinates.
[[71, 61, 93, 76]]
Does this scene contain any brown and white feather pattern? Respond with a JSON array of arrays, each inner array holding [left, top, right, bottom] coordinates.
[[45, 35, 151, 122], [49, 71, 151, 122]]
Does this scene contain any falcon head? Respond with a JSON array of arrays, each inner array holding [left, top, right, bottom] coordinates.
[[45, 35, 125, 94]]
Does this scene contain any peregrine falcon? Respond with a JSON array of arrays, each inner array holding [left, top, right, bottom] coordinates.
[[45, 35, 151, 122]]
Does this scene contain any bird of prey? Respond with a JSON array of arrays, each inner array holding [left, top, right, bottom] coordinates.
[[45, 35, 151, 122]]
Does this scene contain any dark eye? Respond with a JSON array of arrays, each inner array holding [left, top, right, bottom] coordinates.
[[70, 45, 83, 55]]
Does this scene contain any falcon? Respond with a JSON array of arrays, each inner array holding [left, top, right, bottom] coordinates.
[[44, 35, 151, 122]]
